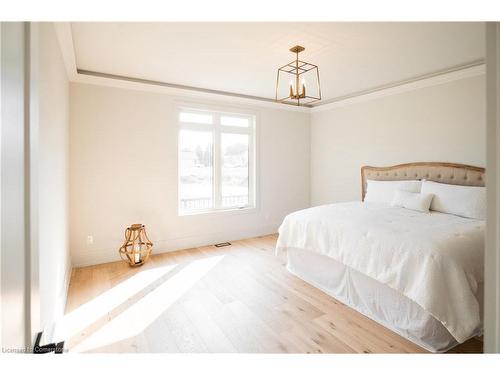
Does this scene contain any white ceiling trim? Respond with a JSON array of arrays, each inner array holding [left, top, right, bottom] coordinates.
[[53, 22, 78, 80], [78, 69, 313, 112], [54, 22, 485, 115], [310, 61, 485, 113], [73, 58, 485, 116], [73, 69, 311, 112], [53, 22, 310, 113]]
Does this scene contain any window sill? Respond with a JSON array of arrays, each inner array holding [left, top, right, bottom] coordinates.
[[178, 206, 258, 218]]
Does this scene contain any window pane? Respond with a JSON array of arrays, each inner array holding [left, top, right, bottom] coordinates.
[[179, 130, 213, 211], [179, 111, 213, 124], [221, 133, 249, 208], [220, 115, 249, 128]]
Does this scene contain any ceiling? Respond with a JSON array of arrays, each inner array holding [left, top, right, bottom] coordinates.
[[71, 22, 485, 103]]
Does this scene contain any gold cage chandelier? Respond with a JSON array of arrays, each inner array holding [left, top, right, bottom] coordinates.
[[275, 45, 321, 106]]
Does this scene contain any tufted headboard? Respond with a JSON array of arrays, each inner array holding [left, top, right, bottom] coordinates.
[[361, 162, 485, 200]]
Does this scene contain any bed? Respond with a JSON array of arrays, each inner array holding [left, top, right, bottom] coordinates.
[[276, 162, 485, 353]]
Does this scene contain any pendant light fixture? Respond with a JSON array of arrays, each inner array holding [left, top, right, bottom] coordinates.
[[275, 45, 321, 106]]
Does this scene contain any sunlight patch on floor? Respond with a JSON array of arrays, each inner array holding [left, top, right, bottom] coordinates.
[[69, 255, 224, 352], [53, 263, 178, 343]]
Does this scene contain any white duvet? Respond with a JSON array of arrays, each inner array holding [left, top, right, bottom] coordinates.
[[276, 201, 484, 343]]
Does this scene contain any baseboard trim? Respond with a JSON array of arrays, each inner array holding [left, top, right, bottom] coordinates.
[[71, 223, 280, 267], [41, 256, 72, 344], [62, 257, 72, 310]]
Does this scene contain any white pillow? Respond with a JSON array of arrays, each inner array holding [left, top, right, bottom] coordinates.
[[364, 180, 422, 204], [391, 190, 434, 213], [420, 180, 486, 220]]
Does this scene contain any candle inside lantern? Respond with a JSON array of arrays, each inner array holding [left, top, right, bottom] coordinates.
[[134, 242, 140, 263], [289, 80, 294, 98], [119, 224, 153, 267]]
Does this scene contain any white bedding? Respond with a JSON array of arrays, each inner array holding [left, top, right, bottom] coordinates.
[[286, 247, 474, 352], [276, 201, 485, 343]]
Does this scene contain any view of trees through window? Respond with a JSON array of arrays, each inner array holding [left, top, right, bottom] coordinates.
[[178, 110, 253, 213], [179, 130, 213, 210], [221, 133, 249, 208]]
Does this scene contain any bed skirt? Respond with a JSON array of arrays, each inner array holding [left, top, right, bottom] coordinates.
[[286, 247, 483, 353]]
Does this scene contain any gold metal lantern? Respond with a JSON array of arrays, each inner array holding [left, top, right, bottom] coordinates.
[[119, 224, 153, 267], [275, 45, 322, 106]]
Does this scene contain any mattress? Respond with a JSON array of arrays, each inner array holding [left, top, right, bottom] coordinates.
[[277, 201, 485, 351], [287, 247, 483, 353]]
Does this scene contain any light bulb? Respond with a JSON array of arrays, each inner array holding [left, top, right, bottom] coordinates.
[[289, 79, 295, 98]]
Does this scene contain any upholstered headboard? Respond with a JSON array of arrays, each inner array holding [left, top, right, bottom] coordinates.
[[361, 162, 485, 200]]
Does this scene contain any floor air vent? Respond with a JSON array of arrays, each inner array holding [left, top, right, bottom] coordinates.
[[214, 242, 231, 247]]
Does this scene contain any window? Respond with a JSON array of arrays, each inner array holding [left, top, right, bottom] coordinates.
[[178, 106, 255, 214]]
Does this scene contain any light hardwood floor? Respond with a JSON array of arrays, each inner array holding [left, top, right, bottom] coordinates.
[[65, 234, 482, 353]]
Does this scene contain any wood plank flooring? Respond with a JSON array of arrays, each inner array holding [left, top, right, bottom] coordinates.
[[65, 234, 482, 353]]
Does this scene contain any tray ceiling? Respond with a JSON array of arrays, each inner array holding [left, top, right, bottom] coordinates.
[[71, 22, 485, 102]]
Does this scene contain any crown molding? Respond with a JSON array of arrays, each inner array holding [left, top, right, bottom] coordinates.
[[53, 22, 78, 81], [54, 22, 485, 115], [74, 69, 311, 112], [310, 60, 485, 113], [53, 22, 309, 112]]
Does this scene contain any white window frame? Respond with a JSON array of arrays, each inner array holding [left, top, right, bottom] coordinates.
[[177, 104, 256, 216]]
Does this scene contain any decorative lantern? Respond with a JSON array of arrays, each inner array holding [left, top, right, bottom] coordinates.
[[275, 45, 322, 106], [119, 224, 153, 267]]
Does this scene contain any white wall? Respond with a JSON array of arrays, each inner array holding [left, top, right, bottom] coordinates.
[[38, 23, 70, 337], [69, 83, 310, 267], [310, 74, 486, 205]]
